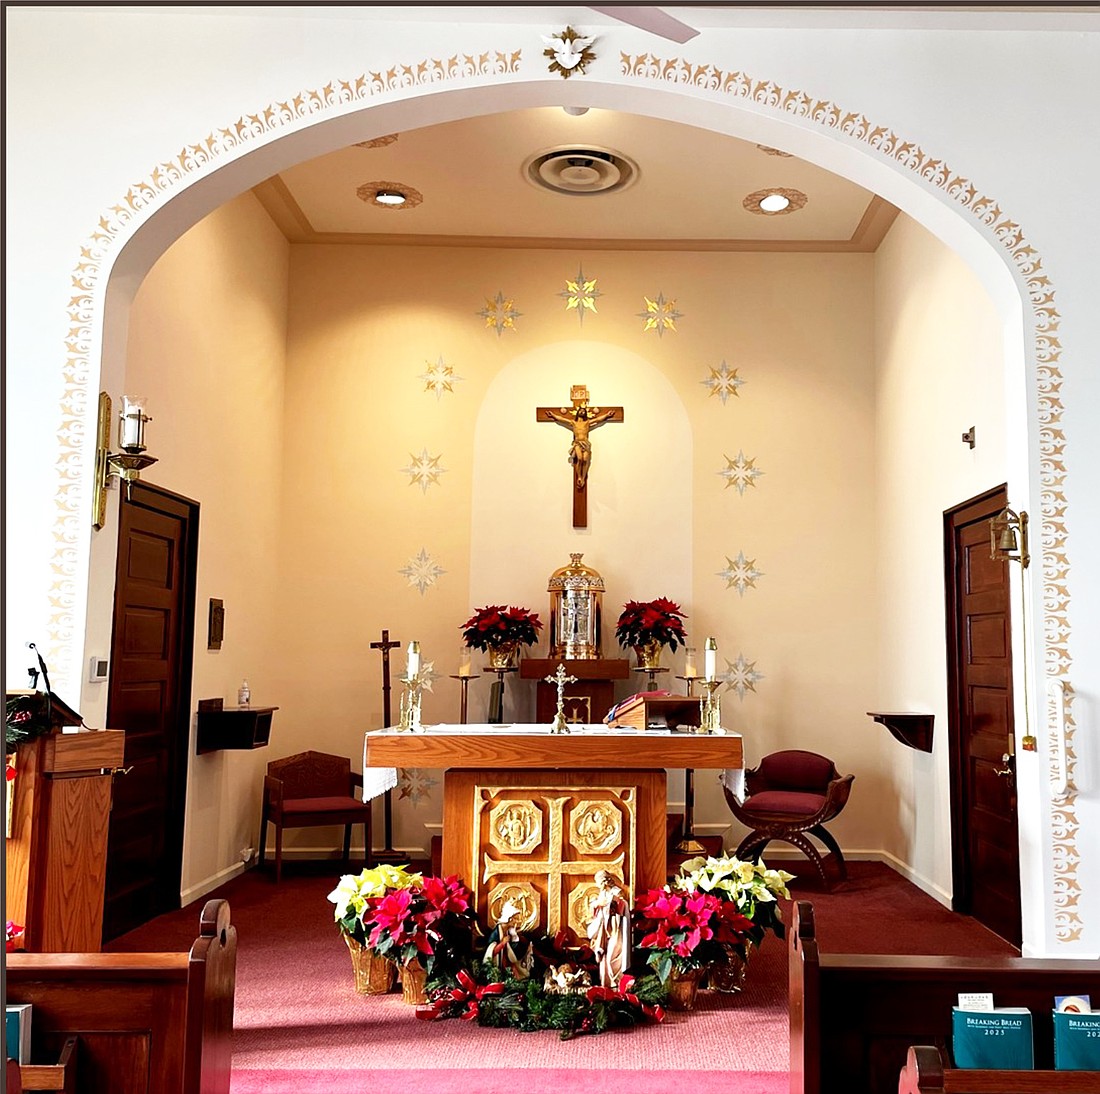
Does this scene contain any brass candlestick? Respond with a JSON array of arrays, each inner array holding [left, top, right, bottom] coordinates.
[[398, 674, 424, 732], [449, 674, 480, 724], [545, 663, 579, 735], [700, 678, 724, 734]]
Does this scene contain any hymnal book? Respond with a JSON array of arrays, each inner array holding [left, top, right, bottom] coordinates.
[[952, 1006, 1034, 1069], [606, 693, 702, 732], [1054, 1010, 1100, 1070], [5, 1003, 32, 1064]]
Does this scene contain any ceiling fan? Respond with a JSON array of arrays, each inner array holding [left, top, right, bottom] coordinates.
[[588, 5, 701, 43]]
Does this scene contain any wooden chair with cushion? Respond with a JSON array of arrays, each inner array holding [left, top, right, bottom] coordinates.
[[259, 750, 372, 882], [722, 748, 853, 889]]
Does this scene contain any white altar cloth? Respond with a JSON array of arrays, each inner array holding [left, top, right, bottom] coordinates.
[[361, 722, 743, 802]]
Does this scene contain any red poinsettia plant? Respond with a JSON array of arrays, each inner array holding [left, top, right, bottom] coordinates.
[[633, 886, 755, 982], [460, 605, 542, 651], [614, 598, 688, 652], [361, 874, 476, 978]]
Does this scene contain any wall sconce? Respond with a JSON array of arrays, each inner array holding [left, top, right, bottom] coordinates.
[[92, 391, 158, 529], [989, 506, 1029, 569]]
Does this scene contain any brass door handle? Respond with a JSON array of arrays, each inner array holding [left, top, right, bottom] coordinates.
[[994, 753, 1014, 778], [111, 765, 133, 776]]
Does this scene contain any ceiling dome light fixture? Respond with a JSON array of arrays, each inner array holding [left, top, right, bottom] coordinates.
[[743, 187, 808, 216], [356, 180, 423, 210]]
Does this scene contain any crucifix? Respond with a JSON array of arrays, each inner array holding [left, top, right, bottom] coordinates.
[[536, 384, 624, 528], [545, 662, 578, 735], [370, 628, 404, 865]]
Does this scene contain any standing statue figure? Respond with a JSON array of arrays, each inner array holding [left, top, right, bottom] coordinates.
[[542, 399, 620, 491], [483, 898, 533, 980], [585, 869, 631, 989]]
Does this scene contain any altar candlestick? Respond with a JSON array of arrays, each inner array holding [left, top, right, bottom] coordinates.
[[458, 646, 472, 678], [704, 637, 717, 682], [684, 646, 698, 679], [407, 640, 420, 679]]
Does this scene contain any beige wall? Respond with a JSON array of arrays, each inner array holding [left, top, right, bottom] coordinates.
[[105, 191, 290, 899], [873, 213, 1009, 899], [277, 243, 878, 860]]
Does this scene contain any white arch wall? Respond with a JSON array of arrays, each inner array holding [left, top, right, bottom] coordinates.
[[5, 7, 1099, 953]]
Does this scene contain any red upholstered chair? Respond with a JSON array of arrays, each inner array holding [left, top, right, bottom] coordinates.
[[259, 750, 372, 882], [722, 749, 854, 889]]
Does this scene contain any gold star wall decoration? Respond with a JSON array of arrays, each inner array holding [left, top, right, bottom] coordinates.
[[702, 361, 746, 404], [478, 290, 522, 335], [718, 450, 764, 495], [401, 447, 447, 493], [637, 292, 682, 337], [419, 355, 463, 400], [559, 267, 601, 324]]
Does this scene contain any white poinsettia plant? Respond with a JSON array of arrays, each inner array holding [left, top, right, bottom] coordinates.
[[327, 863, 423, 944], [675, 853, 794, 945]]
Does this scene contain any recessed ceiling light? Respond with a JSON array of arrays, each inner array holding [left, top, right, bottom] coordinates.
[[759, 193, 790, 213], [562, 105, 589, 116], [743, 187, 807, 216], [355, 180, 423, 210]]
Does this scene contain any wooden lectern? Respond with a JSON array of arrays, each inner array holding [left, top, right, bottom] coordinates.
[[6, 727, 125, 951]]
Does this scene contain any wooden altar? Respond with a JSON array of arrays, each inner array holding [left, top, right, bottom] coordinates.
[[363, 725, 742, 941]]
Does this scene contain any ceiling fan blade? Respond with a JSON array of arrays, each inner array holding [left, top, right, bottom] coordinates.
[[588, 5, 701, 44]]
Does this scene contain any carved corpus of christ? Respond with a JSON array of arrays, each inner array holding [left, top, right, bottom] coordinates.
[[536, 385, 624, 528]]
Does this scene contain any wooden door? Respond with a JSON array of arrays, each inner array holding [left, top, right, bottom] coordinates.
[[945, 485, 1021, 947], [104, 482, 198, 941]]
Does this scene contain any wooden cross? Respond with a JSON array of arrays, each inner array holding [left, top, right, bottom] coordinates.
[[369, 628, 401, 728], [536, 384, 624, 528], [369, 627, 403, 864]]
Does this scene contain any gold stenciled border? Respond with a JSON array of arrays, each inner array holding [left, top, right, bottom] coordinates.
[[47, 42, 1078, 939]]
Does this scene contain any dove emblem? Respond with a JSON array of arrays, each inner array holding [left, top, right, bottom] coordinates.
[[542, 27, 595, 78]]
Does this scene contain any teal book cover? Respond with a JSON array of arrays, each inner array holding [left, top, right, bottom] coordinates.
[[952, 1007, 1034, 1069], [5, 1004, 32, 1064], [1054, 1010, 1100, 1070]]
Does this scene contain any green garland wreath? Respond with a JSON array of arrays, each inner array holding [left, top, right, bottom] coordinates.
[[5, 691, 56, 754]]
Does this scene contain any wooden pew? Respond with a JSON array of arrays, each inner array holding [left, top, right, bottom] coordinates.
[[6, 898, 236, 1094], [789, 899, 1100, 1093], [898, 1044, 1100, 1093]]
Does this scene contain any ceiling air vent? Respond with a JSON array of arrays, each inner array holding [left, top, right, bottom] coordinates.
[[524, 147, 638, 196]]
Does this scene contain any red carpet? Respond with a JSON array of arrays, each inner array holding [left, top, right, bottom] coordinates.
[[109, 859, 1015, 1091]]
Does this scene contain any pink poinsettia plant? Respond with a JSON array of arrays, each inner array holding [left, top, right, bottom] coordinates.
[[614, 598, 688, 652], [633, 887, 755, 982], [361, 874, 476, 978], [460, 605, 542, 651]]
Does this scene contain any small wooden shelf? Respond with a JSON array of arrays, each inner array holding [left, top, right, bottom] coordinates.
[[196, 701, 278, 754], [19, 1035, 78, 1093], [868, 711, 934, 752]]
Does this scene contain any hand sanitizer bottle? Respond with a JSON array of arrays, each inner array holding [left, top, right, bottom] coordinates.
[[238, 679, 251, 707]]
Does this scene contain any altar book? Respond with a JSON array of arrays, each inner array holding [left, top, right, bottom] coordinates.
[[1054, 1009, 1100, 1070], [606, 693, 702, 731]]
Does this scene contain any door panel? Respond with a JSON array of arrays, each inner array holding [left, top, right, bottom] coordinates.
[[103, 483, 197, 941], [946, 486, 1021, 948]]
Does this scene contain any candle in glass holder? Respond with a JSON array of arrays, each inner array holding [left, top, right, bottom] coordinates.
[[458, 646, 472, 677], [683, 646, 698, 679], [406, 640, 420, 679], [704, 637, 717, 682]]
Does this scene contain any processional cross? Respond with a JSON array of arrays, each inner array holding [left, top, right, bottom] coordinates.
[[536, 384, 624, 528]]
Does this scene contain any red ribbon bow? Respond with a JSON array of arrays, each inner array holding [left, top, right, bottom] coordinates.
[[420, 969, 505, 1021], [585, 974, 665, 1023]]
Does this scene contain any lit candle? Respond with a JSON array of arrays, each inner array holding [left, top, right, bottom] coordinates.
[[704, 637, 717, 682], [119, 395, 147, 451], [683, 646, 698, 679], [458, 646, 472, 678], [407, 640, 420, 679]]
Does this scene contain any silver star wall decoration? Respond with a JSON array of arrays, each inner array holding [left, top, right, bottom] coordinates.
[[718, 450, 764, 495], [637, 292, 682, 336], [478, 290, 522, 336], [721, 653, 765, 700], [401, 447, 447, 493], [717, 551, 764, 597], [419, 356, 463, 400], [559, 267, 601, 324], [397, 767, 439, 805], [398, 547, 446, 595], [702, 361, 746, 404]]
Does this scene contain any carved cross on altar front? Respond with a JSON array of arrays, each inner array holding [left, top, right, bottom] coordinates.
[[536, 384, 624, 528]]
